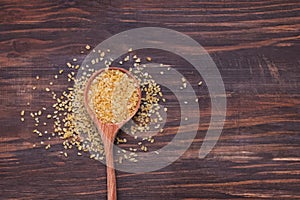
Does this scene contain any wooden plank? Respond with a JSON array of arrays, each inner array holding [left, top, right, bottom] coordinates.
[[0, 0, 299, 199]]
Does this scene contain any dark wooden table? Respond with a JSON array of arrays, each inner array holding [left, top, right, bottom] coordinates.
[[1, 0, 300, 199]]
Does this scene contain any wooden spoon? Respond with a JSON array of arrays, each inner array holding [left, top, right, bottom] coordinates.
[[84, 67, 141, 200]]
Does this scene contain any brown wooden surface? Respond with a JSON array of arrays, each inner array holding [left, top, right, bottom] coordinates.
[[1, 0, 300, 199]]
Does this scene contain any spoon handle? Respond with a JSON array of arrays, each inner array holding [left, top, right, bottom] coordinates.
[[105, 141, 117, 200], [100, 124, 120, 200]]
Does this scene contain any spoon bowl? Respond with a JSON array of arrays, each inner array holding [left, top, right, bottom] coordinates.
[[84, 67, 141, 200]]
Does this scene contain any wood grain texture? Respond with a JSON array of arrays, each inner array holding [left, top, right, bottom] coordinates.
[[0, 0, 300, 199]]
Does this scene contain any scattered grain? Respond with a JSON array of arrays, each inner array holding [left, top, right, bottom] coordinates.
[[25, 48, 172, 163], [85, 45, 91, 50]]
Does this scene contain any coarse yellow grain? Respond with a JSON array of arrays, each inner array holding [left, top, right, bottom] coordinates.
[[89, 69, 140, 123], [66, 62, 72, 68], [124, 56, 129, 62], [100, 52, 105, 58]]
